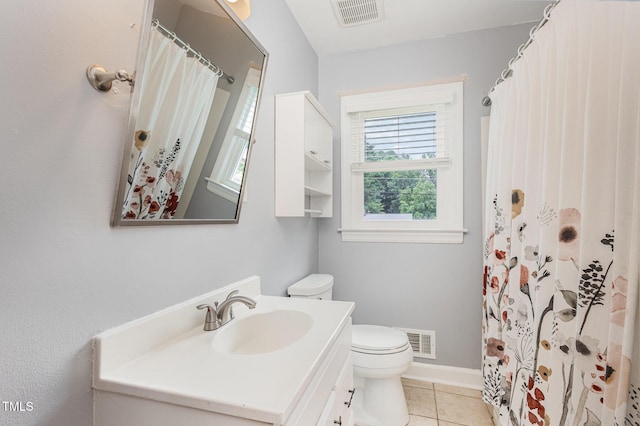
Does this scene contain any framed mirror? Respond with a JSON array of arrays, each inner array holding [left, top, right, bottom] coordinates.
[[113, 0, 268, 226]]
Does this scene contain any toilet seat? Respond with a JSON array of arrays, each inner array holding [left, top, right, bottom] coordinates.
[[351, 325, 411, 355]]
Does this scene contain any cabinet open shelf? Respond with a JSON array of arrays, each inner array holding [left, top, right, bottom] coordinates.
[[304, 185, 331, 197]]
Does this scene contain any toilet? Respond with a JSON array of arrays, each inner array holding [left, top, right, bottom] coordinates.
[[287, 274, 413, 426]]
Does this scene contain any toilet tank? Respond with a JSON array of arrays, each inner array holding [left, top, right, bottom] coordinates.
[[287, 274, 334, 300]]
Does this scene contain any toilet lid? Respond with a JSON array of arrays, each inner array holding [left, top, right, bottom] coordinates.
[[287, 274, 333, 296], [351, 325, 409, 352]]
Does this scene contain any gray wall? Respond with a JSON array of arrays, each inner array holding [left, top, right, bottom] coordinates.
[[317, 24, 533, 369], [0, 0, 319, 425]]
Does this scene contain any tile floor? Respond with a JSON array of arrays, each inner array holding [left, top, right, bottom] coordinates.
[[402, 378, 495, 426]]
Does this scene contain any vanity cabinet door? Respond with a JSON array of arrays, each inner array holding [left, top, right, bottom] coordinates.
[[333, 354, 355, 426], [316, 390, 338, 426]]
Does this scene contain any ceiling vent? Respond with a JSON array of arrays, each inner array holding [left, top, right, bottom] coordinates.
[[331, 0, 384, 28]]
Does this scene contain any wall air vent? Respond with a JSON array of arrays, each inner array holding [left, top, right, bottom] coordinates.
[[331, 0, 384, 28], [395, 327, 436, 359]]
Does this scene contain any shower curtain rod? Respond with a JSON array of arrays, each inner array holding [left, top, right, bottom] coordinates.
[[151, 19, 235, 84], [481, 0, 561, 106]]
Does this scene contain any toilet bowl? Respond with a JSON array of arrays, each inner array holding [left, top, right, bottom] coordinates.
[[351, 324, 413, 426], [288, 274, 412, 426]]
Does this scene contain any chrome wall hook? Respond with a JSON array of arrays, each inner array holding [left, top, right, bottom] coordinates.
[[86, 64, 135, 92]]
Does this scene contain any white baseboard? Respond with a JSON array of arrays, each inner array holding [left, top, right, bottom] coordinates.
[[402, 362, 483, 390]]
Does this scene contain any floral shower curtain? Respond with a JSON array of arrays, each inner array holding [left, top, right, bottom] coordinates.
[[122, 26, 219, 219], [482, 1, 640, 425]]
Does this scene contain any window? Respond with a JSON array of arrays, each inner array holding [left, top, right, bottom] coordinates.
[[340, 81, 465, 243], [207, 67, 261, 202]]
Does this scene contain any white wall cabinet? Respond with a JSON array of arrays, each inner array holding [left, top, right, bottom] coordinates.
[[275, 91, 334, 218]]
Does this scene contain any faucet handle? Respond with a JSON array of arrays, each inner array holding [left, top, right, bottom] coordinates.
[[196, 304, 218, 331]]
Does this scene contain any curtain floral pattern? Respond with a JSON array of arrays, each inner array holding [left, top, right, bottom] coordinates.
[[482, 1, 640, 425], [122, 26, 219, 219]]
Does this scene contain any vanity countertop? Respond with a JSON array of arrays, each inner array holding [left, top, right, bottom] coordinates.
[[93, 277, 354, 424]]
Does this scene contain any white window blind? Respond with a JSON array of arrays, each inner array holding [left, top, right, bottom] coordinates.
[[349, 104, 453, 173], [364, 111, 441, 160]]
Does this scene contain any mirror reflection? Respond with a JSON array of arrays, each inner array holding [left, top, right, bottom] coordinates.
[[114, 0, 267, 225]]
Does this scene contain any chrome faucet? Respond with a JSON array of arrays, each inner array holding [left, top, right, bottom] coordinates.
[[197, 290, 256, 331]]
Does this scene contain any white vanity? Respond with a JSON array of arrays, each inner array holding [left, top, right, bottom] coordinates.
[[93, 276, 355, 425]]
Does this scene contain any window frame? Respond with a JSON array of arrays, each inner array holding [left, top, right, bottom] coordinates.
[[340, 81, 466, 243], [207, 67, 261, 202]]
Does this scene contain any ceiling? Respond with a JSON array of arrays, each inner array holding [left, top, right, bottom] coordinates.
[[284, 0, 553, 56]]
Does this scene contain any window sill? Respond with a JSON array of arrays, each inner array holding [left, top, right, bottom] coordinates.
[[338, 228, 467, 244], [206, 178, 240, 203]]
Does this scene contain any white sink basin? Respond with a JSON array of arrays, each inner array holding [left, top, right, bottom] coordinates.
[[213, 309, 313, 355]]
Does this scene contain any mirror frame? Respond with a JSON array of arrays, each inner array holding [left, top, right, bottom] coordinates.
[[112, 0, 269, 226]]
